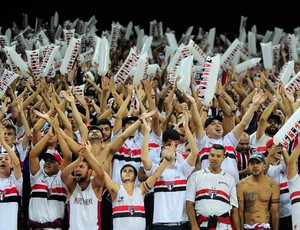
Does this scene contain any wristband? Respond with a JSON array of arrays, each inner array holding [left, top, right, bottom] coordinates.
[[164, 156, 171, 161]]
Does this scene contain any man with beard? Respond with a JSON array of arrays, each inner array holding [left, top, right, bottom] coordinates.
[[61, 139, 105, 230], [236, 132, 253, 180], [237, 153, 280, 230], [249, 97, 282, 155], [97, 118, 112, 149]]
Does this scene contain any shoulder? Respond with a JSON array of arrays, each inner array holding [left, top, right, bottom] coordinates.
[[265, 176, 279, 189], [237, 177, 250, 187]]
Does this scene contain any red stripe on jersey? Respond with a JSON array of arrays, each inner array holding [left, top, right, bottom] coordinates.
[[290, 191, 300, 200], [112, 205, 145, 212], [148, 143, 160, 148], [280, 182, 288, 189], [155, 179, 187, 186], [51, 187, 67, 194], [196, 188, 230, 200], [0, 187, 19, 195], [118, 146, 141, 156], [97, 200, 101, 229], [31, 184, 48, 191]]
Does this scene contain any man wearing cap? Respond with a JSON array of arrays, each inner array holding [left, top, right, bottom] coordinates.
[[28, 121, 71, 229], [0, 124, 22, 230], [264, 139, 292, 230], [237, 153, 280, 230], [286, 143, 300, 230], [184, 91, 267, 184]]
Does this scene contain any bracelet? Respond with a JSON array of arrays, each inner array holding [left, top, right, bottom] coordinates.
[[273, 98, 278, 102], [203, 109, 209, 112], [164, 156, 171, 161]]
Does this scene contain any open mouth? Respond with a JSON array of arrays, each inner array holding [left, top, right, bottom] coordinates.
[[75, 173, 82, 179]]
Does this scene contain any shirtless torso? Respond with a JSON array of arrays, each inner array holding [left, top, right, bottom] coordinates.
[[237, 174, 280, 229]]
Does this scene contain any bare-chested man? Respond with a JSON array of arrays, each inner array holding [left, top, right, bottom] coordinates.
[[237, 153, 280, 230]]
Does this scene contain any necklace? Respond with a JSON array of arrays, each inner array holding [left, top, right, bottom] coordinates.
[[46, 174, 58, 198], [124, 186, 135, 215]]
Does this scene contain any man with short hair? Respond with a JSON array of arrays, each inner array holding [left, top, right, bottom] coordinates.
[[1, 124, 27, 165], [28, 123, 70, 229], [61, 139, 105, 229], [249, 94, 282, 155], [236, 132, 252, 180], [237, 153, 280, 230], [97, 118, 112, 148], [104, 144, 173, 230], [186, 144, 241, 230], [0, 124, 22, 230], [142, 111, 198, 229], [185, 91, 266, 184]]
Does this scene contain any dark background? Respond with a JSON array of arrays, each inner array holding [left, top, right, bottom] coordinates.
[[0, 2, 299, 41]]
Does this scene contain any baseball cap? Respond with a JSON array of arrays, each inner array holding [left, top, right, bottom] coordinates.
[[122, 116, 138, 126], [249, 153, 266, 164], [265, 138, 274, 149], [204, 115, 223, 128], [42, 152, 62, 164]]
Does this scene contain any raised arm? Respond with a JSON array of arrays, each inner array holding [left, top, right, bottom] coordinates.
[[29, 125, 54, 175], [0, 124, 22, 179], [51, 117, 72, 170], [183, 107, 198, 166], [140, 116, 153, 171], [184, 91, 204, 140], [233, 90, 267, 140], [81, 139, 105, 189], [61, 153, 82, 193], [52, 94, 73, 137], [63, 90, 88, 140], [112, 85, 133, 135], [287, 144, 300, 179], [138, 141, 174, 195]]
